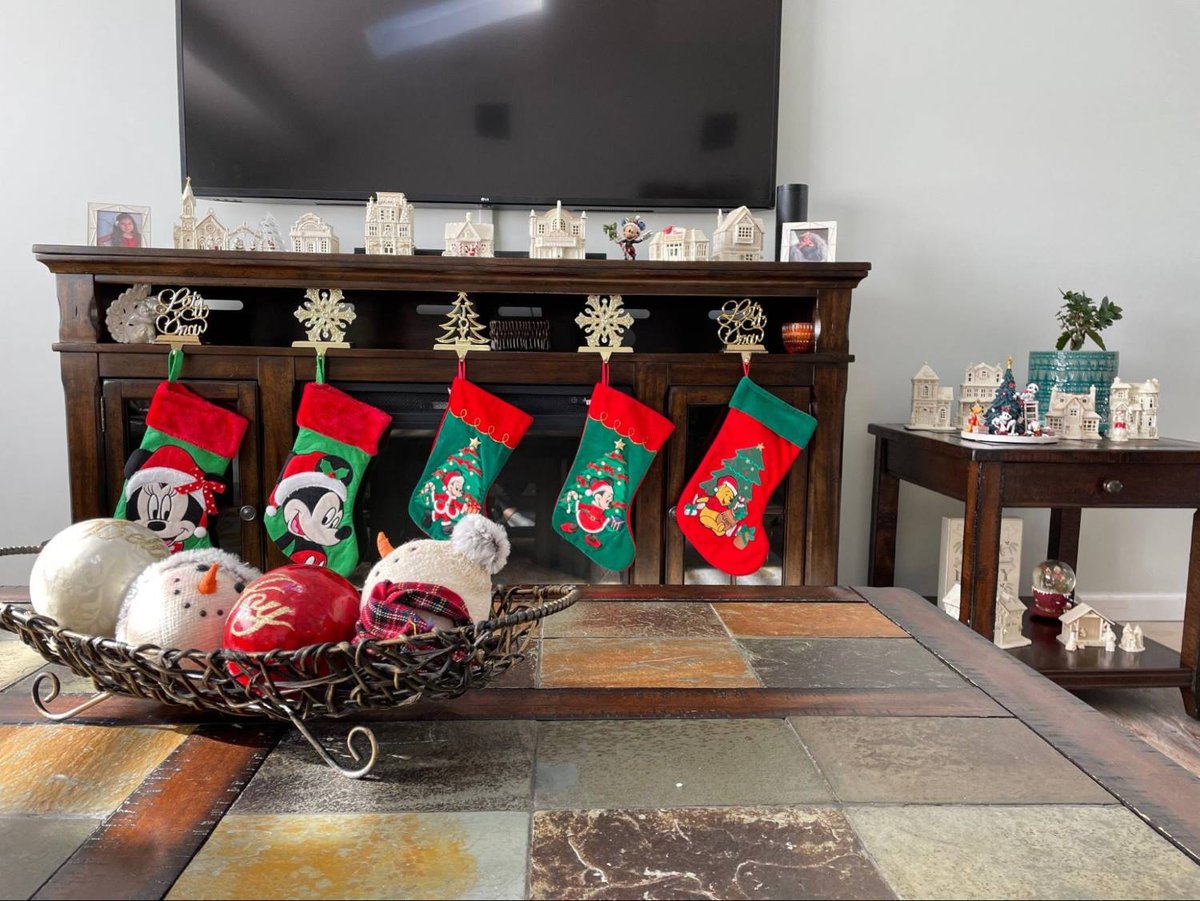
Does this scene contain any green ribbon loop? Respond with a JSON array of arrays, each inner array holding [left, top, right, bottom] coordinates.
[[315, 352, 327, 384], [167, 346, 184, 382]]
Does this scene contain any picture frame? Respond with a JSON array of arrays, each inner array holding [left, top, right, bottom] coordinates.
[[780, 220, 837, 263], [88, 203, 151, 248]]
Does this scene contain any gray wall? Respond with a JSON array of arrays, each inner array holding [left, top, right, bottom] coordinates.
[[2, 1, 1197, 613]]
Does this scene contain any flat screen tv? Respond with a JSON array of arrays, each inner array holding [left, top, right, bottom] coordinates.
[[178, 0, 781, 208]]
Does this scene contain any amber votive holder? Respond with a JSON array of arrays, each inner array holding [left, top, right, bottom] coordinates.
[[781, 321, 815, 353]]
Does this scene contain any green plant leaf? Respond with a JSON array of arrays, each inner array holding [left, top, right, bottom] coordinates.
[[1086, 329, 1106, 350], [1055, 333, 1070, 350]]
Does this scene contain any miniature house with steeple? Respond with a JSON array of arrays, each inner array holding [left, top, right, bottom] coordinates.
[[529, 201, 587, 259], [648, 226, 709, 261], [711, 206, 765, 261], [444, 213, 494, 257], [364, 192, 414, 255], [290, 213, 339, 254], [906, 363, 955, 431]]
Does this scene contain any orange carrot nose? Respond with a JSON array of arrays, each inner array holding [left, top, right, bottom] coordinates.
[[377, 532, 394, 558], [198, 563, 220, 595]]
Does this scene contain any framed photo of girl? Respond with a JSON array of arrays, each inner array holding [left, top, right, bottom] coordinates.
[[88, 203, 151, 248], [780, 221, 837, 263]]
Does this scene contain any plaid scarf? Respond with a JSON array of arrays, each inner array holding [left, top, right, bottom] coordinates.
[[355, 580, 473, 645]]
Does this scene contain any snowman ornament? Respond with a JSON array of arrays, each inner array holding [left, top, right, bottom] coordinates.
[[116, 548, 261, 651]]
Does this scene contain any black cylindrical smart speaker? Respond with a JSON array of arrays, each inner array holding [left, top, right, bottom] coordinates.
[[774, 184, 809, 260]]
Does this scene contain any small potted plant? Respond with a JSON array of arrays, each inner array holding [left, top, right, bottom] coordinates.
[[1028, 290, 1123, 433]]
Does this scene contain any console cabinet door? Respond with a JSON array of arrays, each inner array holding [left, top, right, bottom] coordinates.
[[100, 380, 263, 569], [664, 385, 811, 586]]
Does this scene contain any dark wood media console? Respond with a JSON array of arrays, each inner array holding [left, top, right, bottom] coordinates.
[[37, 245, 868, 584]]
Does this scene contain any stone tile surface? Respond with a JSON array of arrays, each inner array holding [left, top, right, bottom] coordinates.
[[543, 602, 727, 639], [529, 807, 895, 900], [741, 638, 966, 689], [848, 805, 1200, 900], [0, 815, 100, 899], [234, 721, 536, 813], [540, 638, 759, 688], [534, 719, 832, 809], [0, 641, 48, 690], [792, 716, 1116, 803], [167, 812, 529, 900], [715, 602, 908, 638], [0, 724, 189, 816], [485, 641, 538, 689]]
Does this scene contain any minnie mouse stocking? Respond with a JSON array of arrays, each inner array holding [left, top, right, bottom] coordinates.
[[675, 377, 817, 576]]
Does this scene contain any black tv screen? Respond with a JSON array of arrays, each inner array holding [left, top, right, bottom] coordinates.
[[178, 0, 781, 207]]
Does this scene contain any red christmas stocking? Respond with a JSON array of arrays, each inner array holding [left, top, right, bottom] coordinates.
[[675, 377, 817, 576]]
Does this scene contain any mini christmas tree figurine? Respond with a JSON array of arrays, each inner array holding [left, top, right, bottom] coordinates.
[[683, 443, 765, 549], [434, 292, 491, 356], [984, 358, 1026, 436]]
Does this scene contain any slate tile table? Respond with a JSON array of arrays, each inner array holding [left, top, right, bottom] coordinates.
[[2, 586, 1200, 899], [867, 423, 1200, 715]]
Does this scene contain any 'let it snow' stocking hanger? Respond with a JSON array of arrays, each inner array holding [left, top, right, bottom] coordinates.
[[718, 298, 767, 375], [153, 287, 210, 382]]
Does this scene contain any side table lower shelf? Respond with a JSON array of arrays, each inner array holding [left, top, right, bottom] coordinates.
[[1007, 602, 1192, 690]]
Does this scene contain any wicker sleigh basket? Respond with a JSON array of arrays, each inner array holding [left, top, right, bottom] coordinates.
[[0, 544, 578, 777]]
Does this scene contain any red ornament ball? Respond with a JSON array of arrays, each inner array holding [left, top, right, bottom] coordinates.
[[223, 565, 359, 654]]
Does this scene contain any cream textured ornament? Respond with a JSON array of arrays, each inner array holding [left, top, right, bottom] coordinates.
[[29, 519, 168, 636], [362, 514, 510, 629], [115, 549, 261, 652]]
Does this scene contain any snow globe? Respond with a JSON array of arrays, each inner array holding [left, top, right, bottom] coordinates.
[[1031, 559, 1076, 620]]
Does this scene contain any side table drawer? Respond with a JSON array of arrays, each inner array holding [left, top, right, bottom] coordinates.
[[1003, 463, 1200, 507]]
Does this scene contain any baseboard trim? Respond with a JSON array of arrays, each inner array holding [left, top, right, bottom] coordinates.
[[1074, 592, 1184, 622]]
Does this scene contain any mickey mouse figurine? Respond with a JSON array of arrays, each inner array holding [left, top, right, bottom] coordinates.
[[603, 216, 652, 260]]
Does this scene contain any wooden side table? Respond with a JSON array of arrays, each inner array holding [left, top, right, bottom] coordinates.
[[867, 423, 1200, 717]]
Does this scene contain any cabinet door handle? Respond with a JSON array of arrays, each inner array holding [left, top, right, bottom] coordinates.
[[238, 505, 259, 522], [1102, 479, 1123, 495]]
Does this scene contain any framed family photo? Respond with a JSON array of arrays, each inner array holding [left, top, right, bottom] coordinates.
[[88, 203, 151, 248], [780, 221, 837, 263]]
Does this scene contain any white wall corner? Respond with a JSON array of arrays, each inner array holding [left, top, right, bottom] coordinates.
[[1074, 592, 1185, 623]]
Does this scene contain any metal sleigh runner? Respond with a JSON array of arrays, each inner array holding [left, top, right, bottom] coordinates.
[[0, 288, 577, 779]]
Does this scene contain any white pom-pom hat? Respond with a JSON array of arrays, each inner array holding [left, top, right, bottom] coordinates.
[[362, 514, 509, 624]]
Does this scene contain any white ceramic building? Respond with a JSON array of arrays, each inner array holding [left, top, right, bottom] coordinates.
[[1045, 386, 1101, 440], [647, 226, 709, 261], [364, 192, 414, 255], [443, 213, 494, 257], [906, 363, 955, 431], [290, 213, 339, 254], [711, 206, 765, 262], [994, 589, 1031, 649], [1058, 604, 1114, 648], [1109, 377, 1159, 439], [529, 201, 587, 259], [958, 362, 1005, 427]]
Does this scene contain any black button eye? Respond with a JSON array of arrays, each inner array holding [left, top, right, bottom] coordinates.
[[234, 583, 245, 593], [183, 602, 191, 609], [217, 610, 224, 616], [199, 610, 207, 617], [196, 564, 209, 572]]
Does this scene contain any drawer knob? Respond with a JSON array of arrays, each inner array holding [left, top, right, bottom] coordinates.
[[238, 505, 258, 522], [1102, 479, 1124, 495]]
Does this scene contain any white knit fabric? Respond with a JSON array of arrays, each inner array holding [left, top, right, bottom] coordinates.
[[362, 515, 509, 624], [116, 549, 261, 651]]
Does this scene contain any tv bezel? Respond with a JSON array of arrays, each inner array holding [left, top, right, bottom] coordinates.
[[175, 0, 782, 209]]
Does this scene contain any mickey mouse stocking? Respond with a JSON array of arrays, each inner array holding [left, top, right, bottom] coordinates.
[[264, 382, 392, 575], [675, 377, 817, 576], [115, 381, 248, 553], [553, 381, 674, 571]]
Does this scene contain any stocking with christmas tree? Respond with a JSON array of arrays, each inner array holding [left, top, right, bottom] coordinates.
[[114, 380, 248, 554], [264, 381, 392, 574], [676, 377, 817, 576], [552, 381, 674, 571], [409, 377, 533, 539]]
